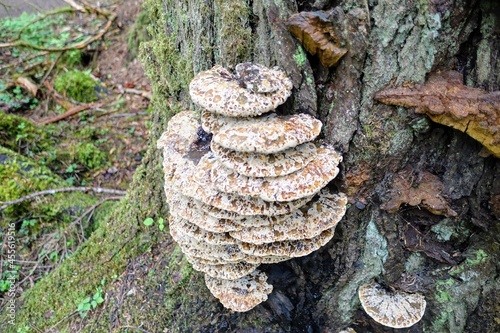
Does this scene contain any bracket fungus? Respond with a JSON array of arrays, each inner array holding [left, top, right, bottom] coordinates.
[[375, 70, 500, 157], [158, 63, 347, 312], [286, 10, 348, 67], [358, 281, 426, 328]]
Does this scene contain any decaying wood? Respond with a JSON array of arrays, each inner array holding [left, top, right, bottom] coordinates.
[[375, 70, 500, 157], [15, 77, 42, 99]]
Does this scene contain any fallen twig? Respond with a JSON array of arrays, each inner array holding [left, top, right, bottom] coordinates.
[[0, 187, 126, 211], [40, 52, 63, 84], [72, 196, 123, 227], [116, 85, 152, 100], [37, 102, 104, 124]]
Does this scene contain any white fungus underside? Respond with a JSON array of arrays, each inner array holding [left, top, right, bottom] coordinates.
[[205, 270, 273, 312], [358, 282, 426, 328]]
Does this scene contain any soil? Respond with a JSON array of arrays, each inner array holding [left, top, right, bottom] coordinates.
[[85, 0, 151, 189], [8, 0, 152, 189]]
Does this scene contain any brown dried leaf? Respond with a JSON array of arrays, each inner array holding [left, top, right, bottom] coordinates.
[[375, 70, 500, 157], [403, 224, 458, 265], [381, 167, 457, 217], [286, 11, 348, 67]]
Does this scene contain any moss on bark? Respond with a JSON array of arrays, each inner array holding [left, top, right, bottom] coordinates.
[[6, 0, 500, 332]]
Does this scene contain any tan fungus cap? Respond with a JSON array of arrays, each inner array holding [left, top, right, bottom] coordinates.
[[212, 112, 322, 154], [211, 141, 318, 178], [169, 216, 236, 246], [186, 255, 259, 280], [208, 147, 342, 202], [167, 191, 242, 233], [240, 228, 335, 257], [189, 64, 293, 117], [229, 191, 347, 244]]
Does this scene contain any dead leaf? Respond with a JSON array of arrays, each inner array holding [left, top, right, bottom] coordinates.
[[375, 70, 500, 157], [404, 224, 458, 265], [286, 10, 348, 67], [381, 166, 457, 217]]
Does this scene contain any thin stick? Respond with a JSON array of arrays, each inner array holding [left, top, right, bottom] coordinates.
[[40, 52, 63, 85], [37, 102, 104, 125], [0, 187, 126, 211], [71, 196, 123, 230]]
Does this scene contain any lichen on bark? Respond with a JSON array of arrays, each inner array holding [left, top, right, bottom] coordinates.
[[5, 0, 500, 332]]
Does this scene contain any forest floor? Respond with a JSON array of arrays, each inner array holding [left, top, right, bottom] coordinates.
[[0, 0, 152, 322]]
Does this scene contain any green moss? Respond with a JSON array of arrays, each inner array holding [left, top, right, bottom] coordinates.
[[61, 49, 82, 67], [127, 6, 151, 60], [214, 0, 252, 65], [449, 249, 489, 280], [435, 278, 455, 303], [0, 112, 54, 153], [69, 142, 107, 170], [0, 146, 59, 219], [293, 46, 307, 67], [54, 70, 97, 103]]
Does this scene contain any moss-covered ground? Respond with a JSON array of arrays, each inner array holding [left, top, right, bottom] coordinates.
[[0, 1, 152, 331]]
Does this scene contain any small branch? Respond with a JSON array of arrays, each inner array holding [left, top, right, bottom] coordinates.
[[0, 187, 126, 211], [40, 52, 63, 85], [37, 102, 104, 125], [62, 0, 86, 12], [71, 196, 122, 229]]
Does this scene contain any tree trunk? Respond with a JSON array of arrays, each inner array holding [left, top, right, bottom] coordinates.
[[8, 0, 499, 332]]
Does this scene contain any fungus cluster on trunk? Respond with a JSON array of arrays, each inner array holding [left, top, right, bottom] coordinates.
[[157, 63, 347, 312]]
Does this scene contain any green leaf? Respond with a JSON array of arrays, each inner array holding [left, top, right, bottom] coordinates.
[[93, 292, 101, 300], [143, 217, 154, 226], [158, 223, 165, 231], [91, 300, 97, 308], [83, 303, 91, 311], [82, 297, 91, 304], [158, 217, 164, 224], [95, 296, 104, 304]]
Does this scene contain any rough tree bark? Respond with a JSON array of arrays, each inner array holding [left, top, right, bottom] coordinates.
[[6, 0, 499, 332]]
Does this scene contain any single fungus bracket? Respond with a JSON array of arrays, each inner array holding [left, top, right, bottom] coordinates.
[[157, 63, 348, 312], [358, 281, 426, 329], [375, 70, 500, 157], [286, 10, 348, 68]]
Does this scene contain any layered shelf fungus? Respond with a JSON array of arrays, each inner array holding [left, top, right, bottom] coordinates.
[[157, 63, 347, 312], [286, 10, 348, 67], [375, 70, 500, 157], [358, 281, 426, 329]]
